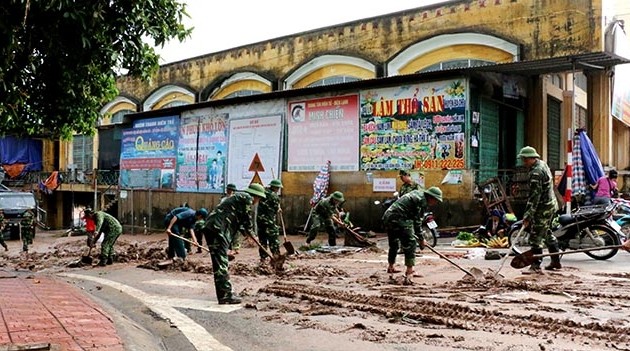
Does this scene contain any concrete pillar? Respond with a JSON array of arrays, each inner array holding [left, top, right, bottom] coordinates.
[[588, 70, 613, 166], [527, 76, 547, 154]]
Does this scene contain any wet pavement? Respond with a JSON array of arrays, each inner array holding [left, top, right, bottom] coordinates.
[[0, 270, 123, 351]]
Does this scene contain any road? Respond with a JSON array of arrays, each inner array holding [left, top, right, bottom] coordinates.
[[57, 236, 630, 351]]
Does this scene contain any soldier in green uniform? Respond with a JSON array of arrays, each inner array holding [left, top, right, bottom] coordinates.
[[85, 209, 123, 266], [399, 170, 421, 196], [202, 183, 266, 305], [0, 209, 8, 251], [20, 210, 35, 253], [306, 191, 345, 247], [383, 187, 443, 284], [518, 146, 560, 274], [256, 179, 283, 263]]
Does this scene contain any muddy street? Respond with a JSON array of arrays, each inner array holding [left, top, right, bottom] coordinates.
[[2, 230, 630, 351]]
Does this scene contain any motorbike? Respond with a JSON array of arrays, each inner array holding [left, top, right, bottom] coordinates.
[[613, 202, 630, 237], [507, 203, 625, 260], [374, 192, 439, 247]]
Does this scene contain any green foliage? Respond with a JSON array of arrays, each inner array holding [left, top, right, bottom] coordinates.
[[456, 231, 474, 241], [0, 0, 191, 139]]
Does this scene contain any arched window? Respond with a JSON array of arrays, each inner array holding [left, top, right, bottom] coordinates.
[[223, 90, 264, 99], [306, 75, 361, 87], [417, 59, 495, 73], [388, 33, 519, 76], [143, 85, 195, 111], [208, 72, 271, 100], [283, 55, 375, 89]]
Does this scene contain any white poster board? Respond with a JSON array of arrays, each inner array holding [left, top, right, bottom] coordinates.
[[227, 115, 283, 190]]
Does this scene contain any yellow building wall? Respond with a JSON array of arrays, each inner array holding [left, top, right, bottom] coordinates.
[[116, 0, 605, 101]]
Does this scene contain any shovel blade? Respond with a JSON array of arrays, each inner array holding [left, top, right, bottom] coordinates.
[[283, 241, 296, 255], [510, 250, 535, 269], [270, 254, 287, 272], [81, 256, 93, 265]]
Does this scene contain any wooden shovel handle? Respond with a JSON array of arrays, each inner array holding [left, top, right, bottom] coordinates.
[[168, 232, 209, 252], [422, 241, 477, 278], [532, 245, 622, 258]]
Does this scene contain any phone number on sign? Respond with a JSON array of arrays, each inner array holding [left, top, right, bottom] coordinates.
[[415, 159, 465, 169]]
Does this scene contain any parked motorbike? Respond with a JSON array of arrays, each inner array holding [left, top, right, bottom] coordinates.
[[613, 202, 630, 237], [507, 203, 624, 260], [374, 192, 438, 247]]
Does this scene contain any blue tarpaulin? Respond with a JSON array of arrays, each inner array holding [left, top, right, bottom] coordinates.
[[0, 136, 43, 174], [578, 130, 604, 186]]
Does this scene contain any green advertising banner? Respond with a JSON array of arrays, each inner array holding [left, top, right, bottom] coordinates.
[[359, 79, 467, 171]]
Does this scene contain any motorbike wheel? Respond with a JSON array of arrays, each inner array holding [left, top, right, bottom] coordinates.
[[507, 225, 531, 255], [419, 225, 438, 248], [583, 224, 620, 260]]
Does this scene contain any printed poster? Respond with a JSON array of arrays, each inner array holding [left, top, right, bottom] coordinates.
[[120, 116, 179, 189], [360, 79, 467, 171], [288, 94, 360, 172], [176, 110, 228, 193], [227, 115, 283, 191]]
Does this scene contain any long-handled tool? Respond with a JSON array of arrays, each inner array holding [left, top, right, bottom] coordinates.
[[245, 232, 286, 271], [493, 226, 526, 277], [510, 245, 622, 269], [279, 209, 295, 255], [423, 243, 483, 279], [168, 232, 240, 261]]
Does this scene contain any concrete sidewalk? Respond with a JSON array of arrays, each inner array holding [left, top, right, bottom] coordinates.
[[0, 270, 123, 351]]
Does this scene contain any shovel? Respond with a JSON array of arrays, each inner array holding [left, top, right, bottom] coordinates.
[[279, 209, 295, 255], [246, 232, 286, 272], [168, 231, 237, 261], [510, 245, 622, 269], [493, 225, 526, 278], [423, 243, 484, 280]]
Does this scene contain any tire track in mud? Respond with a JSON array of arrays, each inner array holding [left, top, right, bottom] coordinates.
[[259, 281, 630, 345]]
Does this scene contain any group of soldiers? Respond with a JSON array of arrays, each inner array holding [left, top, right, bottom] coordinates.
[[61, 144, 583, 305], [0, 208, 36, 253]]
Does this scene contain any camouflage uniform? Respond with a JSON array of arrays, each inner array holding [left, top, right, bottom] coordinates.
[[399, 181, 420, 196], [164, 207, 196, 260], [256, 187, 281, 258], [94, 211, 123, 265], [307, 196, 339, 246], [20, 212, 35, 252], [524, 159, 559, 250], [382, 190, 428, 268], [0, 212, 7, 250], [203, 192, 255, 302]]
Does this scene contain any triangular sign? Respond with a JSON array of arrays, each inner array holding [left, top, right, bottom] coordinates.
[[250, 172, 263, 185], [248, 153, 265, 172]]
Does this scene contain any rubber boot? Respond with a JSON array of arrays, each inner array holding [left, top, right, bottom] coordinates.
[[97, 255, 107, 267], [522, 247, 544, 275], [545, 243, 562, 271], [106, 256, 113, 265], [2, 243, 7, 251], [218, 294, 242, 305]]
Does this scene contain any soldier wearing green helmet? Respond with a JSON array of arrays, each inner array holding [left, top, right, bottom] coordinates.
[[518, 145, 560, 274], [20, 210, 35, 253], [383, 187, 443, 284], [256, 179, 283, 263], [306, 191, 345, 246], [399, 169, 420, 196], [202, 182, 266, 305]]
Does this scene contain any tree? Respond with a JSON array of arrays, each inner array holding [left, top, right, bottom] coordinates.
[[0, 0, 191, 139]]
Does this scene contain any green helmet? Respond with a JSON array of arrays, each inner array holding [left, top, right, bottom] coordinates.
[[269, 179, 283, 188], [23, 211, 34, 218], [331, 191, 345, 202], [226, 183, 237, 191], [517, 146, 540, 159], [424, 186, 443, 202], [245, 183, 266, 198]]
